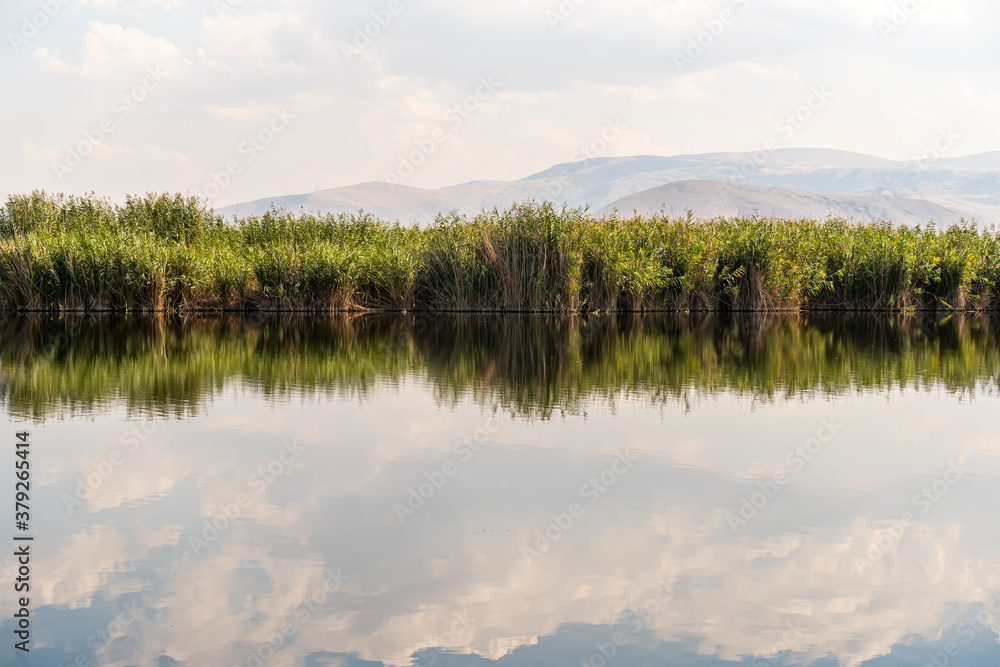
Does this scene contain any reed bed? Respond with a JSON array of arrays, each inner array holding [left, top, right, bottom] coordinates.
[[2, 191, 1000, 312]]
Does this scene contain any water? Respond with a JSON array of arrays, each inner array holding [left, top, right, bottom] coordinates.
[[2, 313, 1000, 666]]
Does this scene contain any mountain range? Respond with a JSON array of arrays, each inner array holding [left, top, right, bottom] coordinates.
[[216, 148, 1000, 226]]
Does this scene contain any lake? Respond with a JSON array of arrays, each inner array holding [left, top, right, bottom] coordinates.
[[2, 313, 999, 667]]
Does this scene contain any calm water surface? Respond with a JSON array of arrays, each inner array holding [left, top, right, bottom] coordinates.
[[2, 313, 1000, 667]]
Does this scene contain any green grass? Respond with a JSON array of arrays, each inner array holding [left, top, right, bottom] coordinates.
[[3, 191, 1000, 312]]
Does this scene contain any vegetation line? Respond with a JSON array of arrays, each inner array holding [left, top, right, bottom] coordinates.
[[2, 192, 999, 313]]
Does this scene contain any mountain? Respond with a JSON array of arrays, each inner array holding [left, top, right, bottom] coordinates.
[[215, 148, 1000, 225], [600, 180, 969, 224], [216, 182, 490, 223]]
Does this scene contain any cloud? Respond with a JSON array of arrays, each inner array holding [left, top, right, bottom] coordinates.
[[16, 385, 1000, 667], [671, 72, 717, 101], [20, 140, 63, 164], [32, 47, 69, 72], [80, 0, 122, 9], [202, 103, 285, 122], [199, 10, 304, 69], [3, 0, 1000, 202], [735, 61, 798, 80], [80, 0, 187, 15], [78, 22, 185, 78]]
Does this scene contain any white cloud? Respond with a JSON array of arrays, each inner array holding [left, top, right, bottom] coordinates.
[[80, 0, 122, 9], [201, 103, 300, 123], [78, 22, 185, 78], [32, 47, 69, 72], [80, 0, 187, 15], [4, 0, 1000, 202], [200, 10, 302, 68], [20, 140, 63, 164], [735, 61, 799, 80], [671, 72, 717, 101]]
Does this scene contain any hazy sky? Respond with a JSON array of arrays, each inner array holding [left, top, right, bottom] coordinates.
[[2, 0, 998, 206]]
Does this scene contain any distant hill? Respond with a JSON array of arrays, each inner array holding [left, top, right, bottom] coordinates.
[[600, 180, 969, 224], [215, 148, 998, 225], [217, 182, 490, 223]]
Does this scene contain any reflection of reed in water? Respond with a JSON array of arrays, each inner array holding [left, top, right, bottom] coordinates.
[[0, 313, 997, 420]]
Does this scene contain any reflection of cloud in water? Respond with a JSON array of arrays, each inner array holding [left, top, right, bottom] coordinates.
[[302, 621, 1000, 667], [6, 378, 1000, 666]]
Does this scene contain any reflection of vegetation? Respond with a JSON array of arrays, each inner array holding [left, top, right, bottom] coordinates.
[[1, 313, 998, 420], [6, 192, 1000, 312]]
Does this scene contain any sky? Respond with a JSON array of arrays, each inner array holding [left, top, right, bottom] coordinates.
[[2, 0, 999, 207]]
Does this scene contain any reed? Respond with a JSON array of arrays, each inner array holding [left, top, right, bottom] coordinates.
[[2, 191, 1000, 313]]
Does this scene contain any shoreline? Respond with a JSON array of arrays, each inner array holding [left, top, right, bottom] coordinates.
[[0, 306, 983, 313]]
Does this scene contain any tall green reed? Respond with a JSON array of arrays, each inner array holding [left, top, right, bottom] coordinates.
[[3, 191, 1000, 313]]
